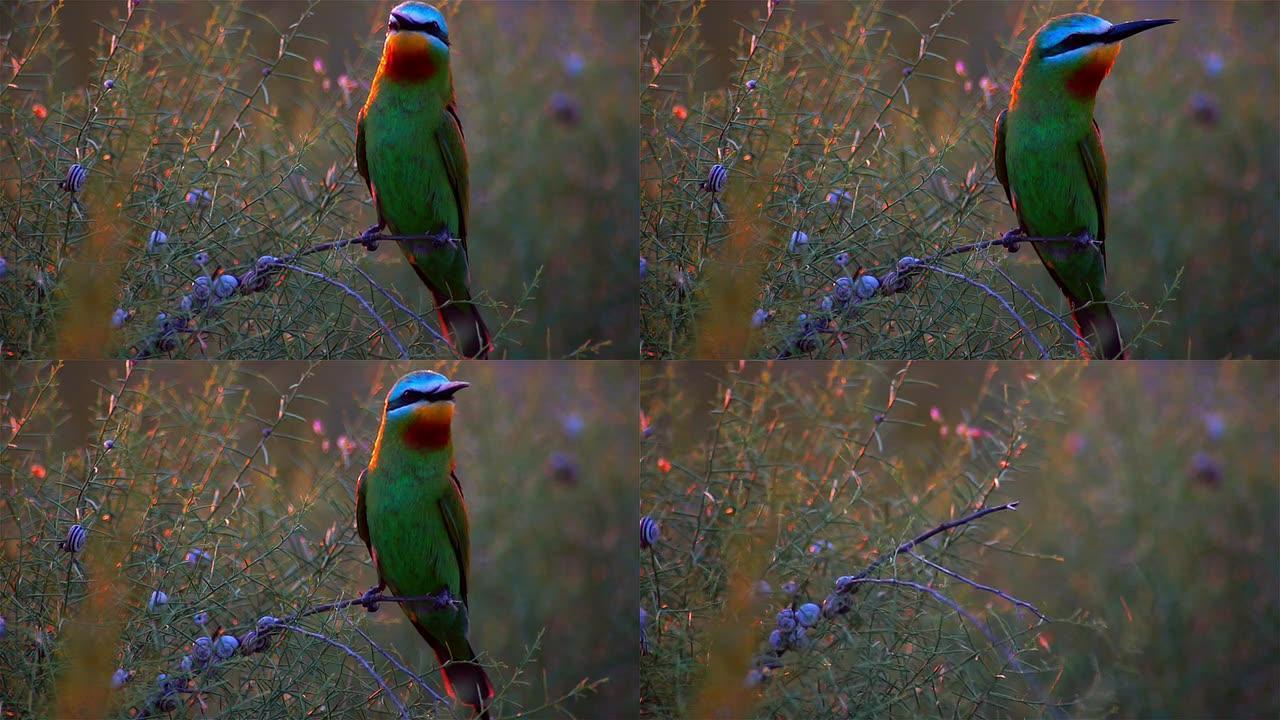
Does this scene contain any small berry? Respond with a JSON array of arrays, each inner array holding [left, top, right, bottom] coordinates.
[[179, 655, 193, 673], [111, 667, 131, 688], [257, 615, 279, 632], [754, 580, 772, 596], [746, 79, 757, 90], [103, 79, 115, 90], [147, 590, 168, 612], [751, 308, 768, 328], [834, 251, 851, 267], [640, 256, 648, 279], [103, 439, 115, 450], [768, 629, 786, 651], [193, 611, 209, 627], [193, 251, 210, 267], [179, 295, 193, 312], [0, 257, 8, 278]]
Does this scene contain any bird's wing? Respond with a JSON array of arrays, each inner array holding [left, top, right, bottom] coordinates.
[[1078, 119, 1108, 262], [435, 102, 470, 256], [993, 109, 1018, 217], [356, 107, 372, 196], [439, 470, 471, 606], [356, 108, 386, 226], [355, 468, 375, 562]]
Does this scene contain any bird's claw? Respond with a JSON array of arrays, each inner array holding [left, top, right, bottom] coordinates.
[[1073, 231, 1094, 249], [1000, 228, 1025, 253], [360, 584, 384, 612], [429, 588, 456, 610], [359, 225, 383, 251], [429, 229, 456, 249]]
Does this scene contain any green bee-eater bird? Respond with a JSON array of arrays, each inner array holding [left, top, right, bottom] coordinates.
[[994, 14, 1175, 359], [358, 2, 492, 358], [357, 370, 493, 718]]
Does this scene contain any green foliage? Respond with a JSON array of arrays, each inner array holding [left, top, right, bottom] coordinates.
[[0, 0, 638, 359], [0, 361, 638, 719], [640, 0, 1278, 359], [640, 361, 1279, 718]]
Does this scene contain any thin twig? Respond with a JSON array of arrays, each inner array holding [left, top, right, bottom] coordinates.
[[350, 623, 447, 703], [989, 263, 1087, 346], [849, 501, 1020, 582], [907, 550, 1048, 621], [274, 262, 408, 358], [915, 263, 1048, 358], [278, 623, 411, 720]]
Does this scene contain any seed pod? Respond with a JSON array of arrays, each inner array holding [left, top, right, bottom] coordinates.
[[776, 608, 797, 632], [640, 515, 660, 548], [796, 603, 821, 627], [702, 163, 727, 193], [855, 274, 880, 300], [214, 634, 239, 659], [147, 590, 168, 612], [61, 164, 87, 193], [213, 274, 239, 298], [787, 231, 809, 253], [146, 230, 168, 253], [60, 524, 87, 553]]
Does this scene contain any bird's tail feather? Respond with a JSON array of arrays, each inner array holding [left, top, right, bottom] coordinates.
[[419, 274, 491, 359], [1068, 298, 1124, 359], [416, 625, 494, 720]]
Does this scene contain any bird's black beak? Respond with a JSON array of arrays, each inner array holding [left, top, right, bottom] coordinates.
[[1100, 18, 1177, 44], [433, 381, 469, 400]]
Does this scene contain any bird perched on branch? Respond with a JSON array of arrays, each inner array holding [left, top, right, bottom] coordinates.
[[994, 14, 1175, 359], [357, 371, 494, 718], [358, 2, 491, 358]]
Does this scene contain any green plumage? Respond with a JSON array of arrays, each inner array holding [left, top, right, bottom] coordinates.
[[991, 12, 1170, 360], [357, 4, 491, 358], [357, 370, 492, 718]]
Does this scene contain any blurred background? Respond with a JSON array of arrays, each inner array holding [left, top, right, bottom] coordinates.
[[642, 0, 1278, 359], [0, 360, 638, 718], [0, 0, 638, 358], [641, 360, 1279, 718]]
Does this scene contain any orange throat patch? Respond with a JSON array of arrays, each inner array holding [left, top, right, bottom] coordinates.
[[400, 402, 453, 450], [1065, 50, 1118, 99], [382, 34, 439, 82]]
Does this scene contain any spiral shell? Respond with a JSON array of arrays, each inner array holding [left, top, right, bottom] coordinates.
[[796, 603, 821, 627], [191, 276, 212, 302], [702, 163, 727, 193], [146, 230, 168, 253], [60, 524, 87, 553], [191, 636, 213, 662], [61, 164, 87, 193], [214, 634, 239, 659], [213, 274, 239, 298], [640, 515, 660, 548], [855, 274, 880, 300]]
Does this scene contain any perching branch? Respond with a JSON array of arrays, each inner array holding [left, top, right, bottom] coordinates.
[[131, 230, 460, 359]]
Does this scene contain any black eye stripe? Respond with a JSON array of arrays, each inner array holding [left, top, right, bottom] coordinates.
[[388, 389, 438, 411], [1044, 32, 1099, 57], [389, 16, 447, 42]]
